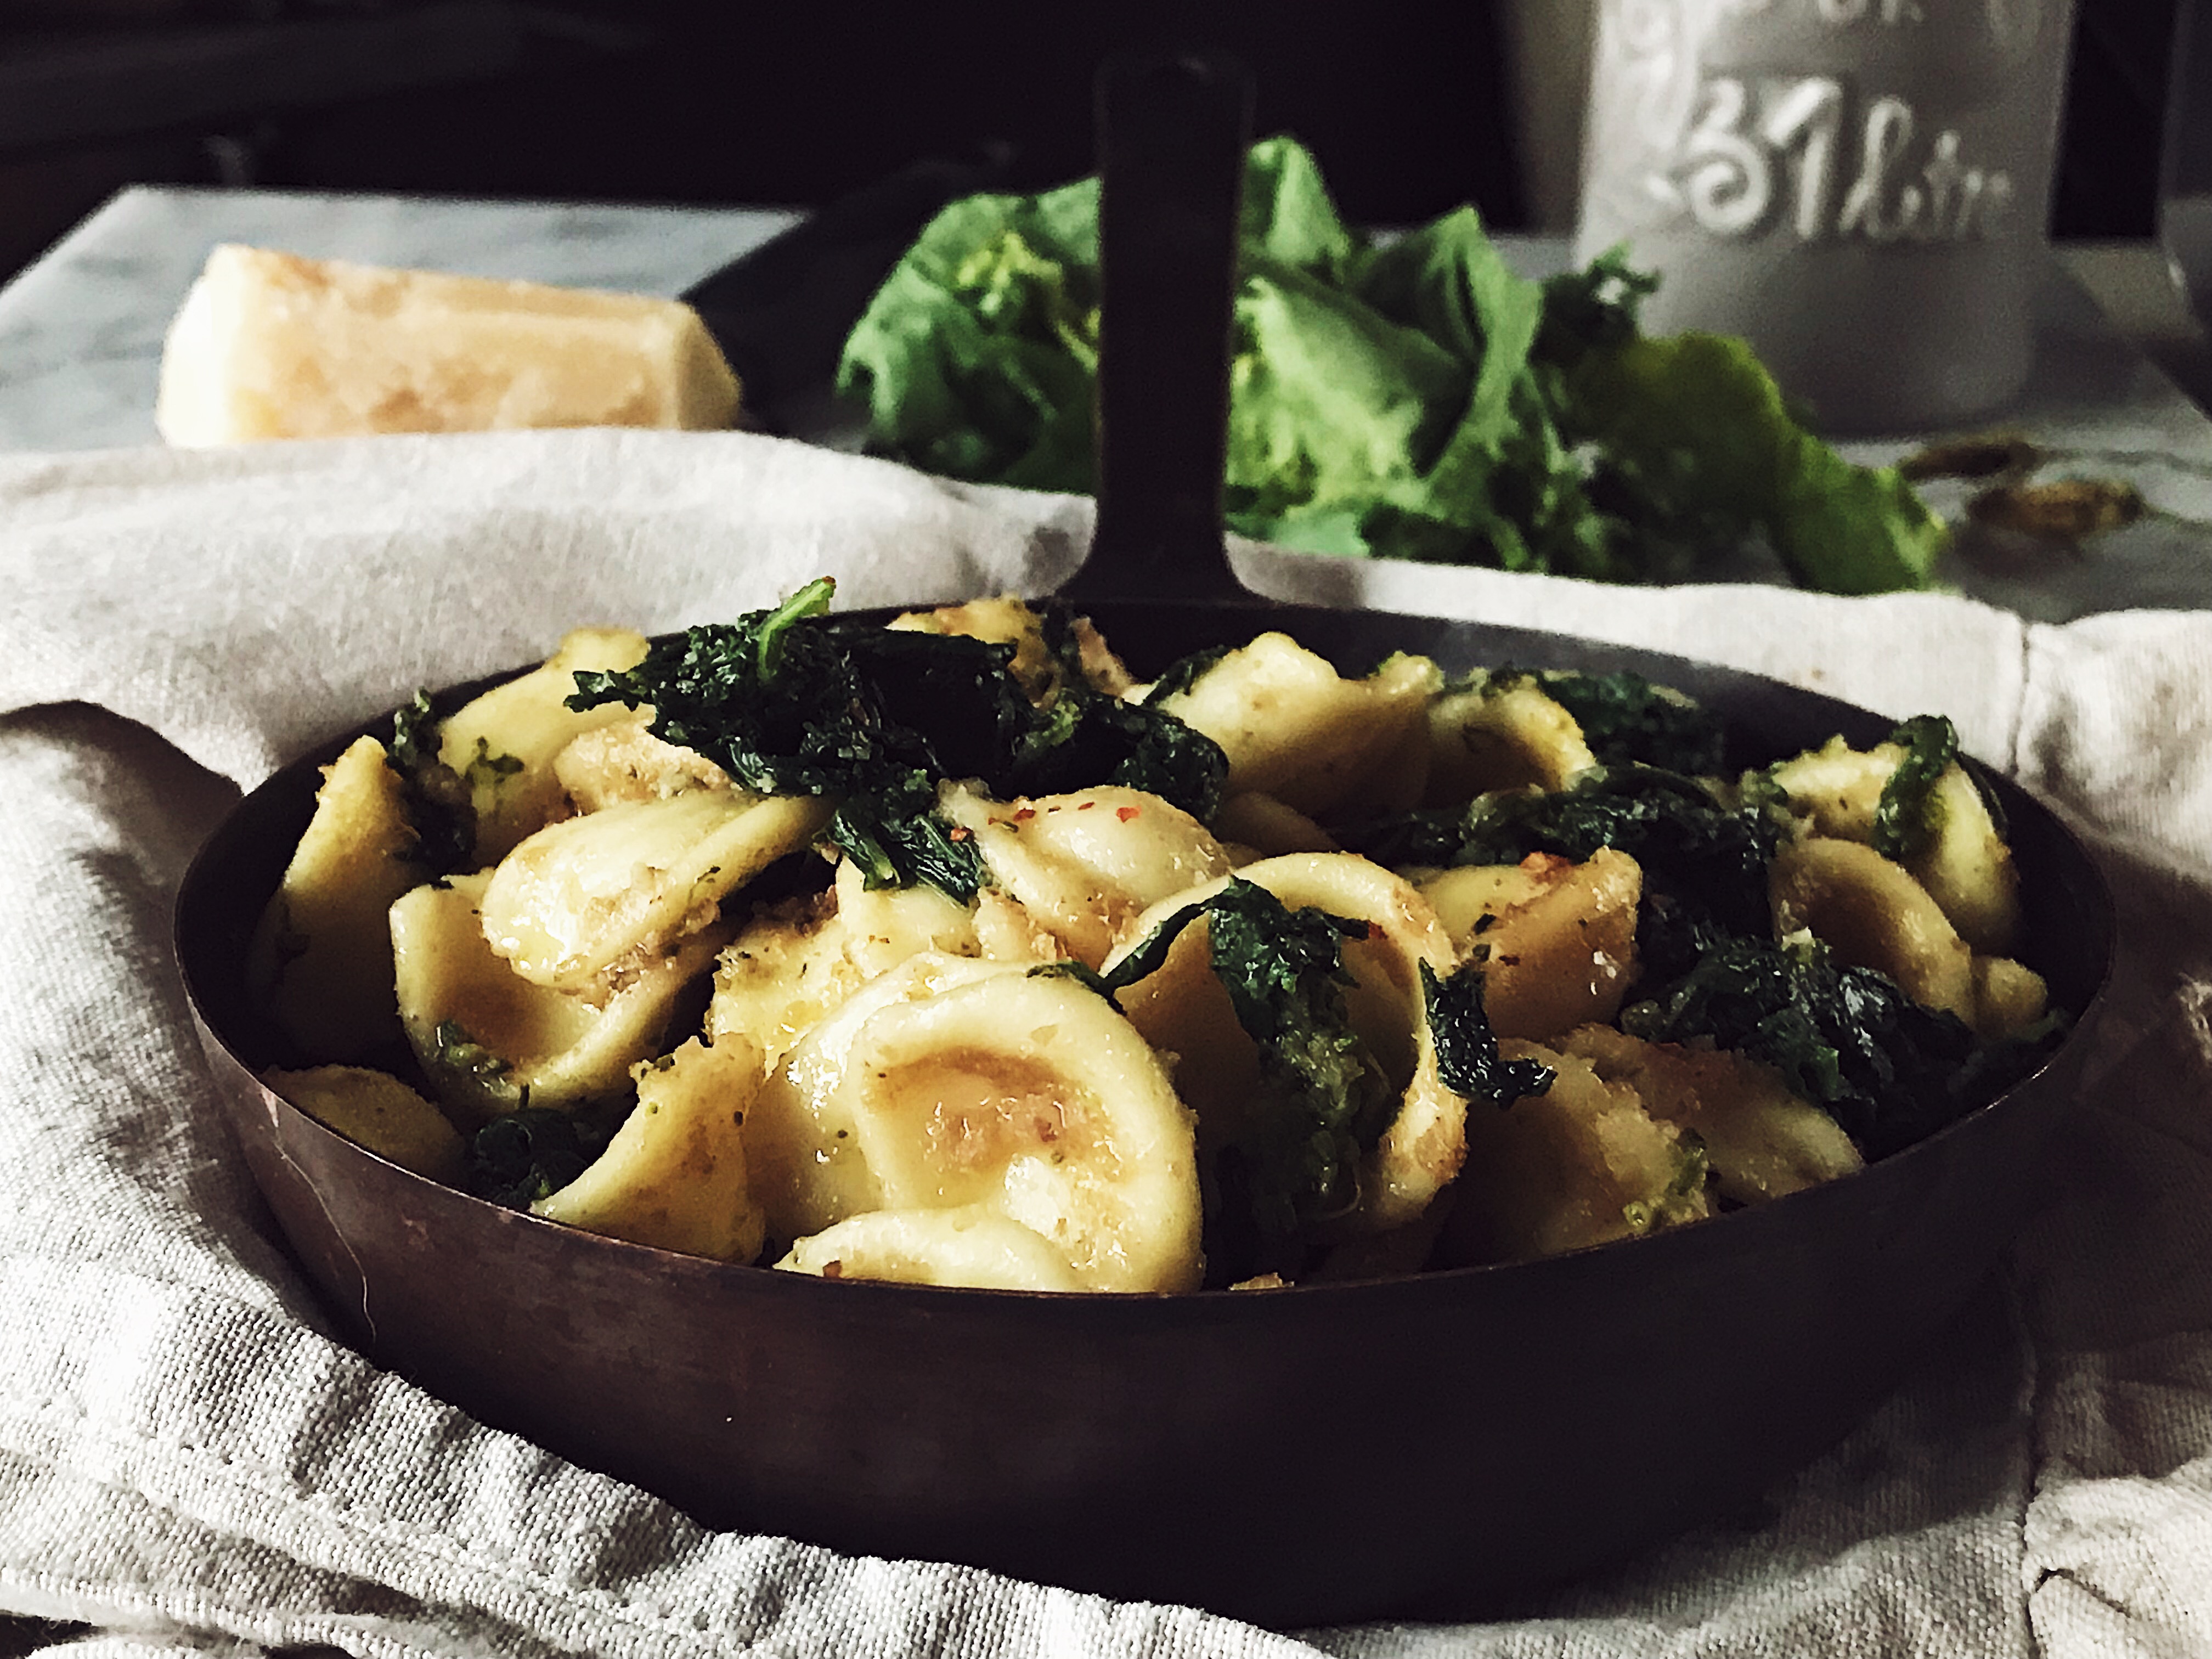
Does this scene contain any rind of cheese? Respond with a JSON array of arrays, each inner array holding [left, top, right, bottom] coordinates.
[[156, 245, 740, 445]]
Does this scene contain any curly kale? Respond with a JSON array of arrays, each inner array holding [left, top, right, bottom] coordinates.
[[432, 1019, 516, 1096], [1532, 669, 1728, 775], [1622, 929, 1999, 1159], [1421, 960, 1555, 1105], [1014, 608, 1229, 814], [385, 688, 473, 873], [1343, 764, 1784, 940], [465, 1105, 621, 1210], [567, 579, 1032, 798], [1145, 644, 1233, 704], [1872, 713, 1959, 862], [826, 773, 986, 902], [566, 583, 1226, 898], [1048, 877, 1392, 1274]]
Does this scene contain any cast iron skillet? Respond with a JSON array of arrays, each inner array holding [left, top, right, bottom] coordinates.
[[173, 58, 2113, 1628]]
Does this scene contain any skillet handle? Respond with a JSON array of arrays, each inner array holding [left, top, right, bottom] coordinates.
[[1058, 53, 1255, 608]]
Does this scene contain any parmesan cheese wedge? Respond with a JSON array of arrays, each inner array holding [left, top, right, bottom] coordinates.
[[156, 245, 740, 444]]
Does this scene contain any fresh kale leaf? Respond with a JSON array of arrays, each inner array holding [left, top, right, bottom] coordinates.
[[843, 139, 1945, 594], [1421, 960, 1555, 1104], [1533, 245, 1658, 371], [1872, 714, 1959, 862], [1560, 332, 1949, 595]]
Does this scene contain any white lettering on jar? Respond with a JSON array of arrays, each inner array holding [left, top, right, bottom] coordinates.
[[1814, 0, 1927, 24], [1672, 76, 2013, 244]]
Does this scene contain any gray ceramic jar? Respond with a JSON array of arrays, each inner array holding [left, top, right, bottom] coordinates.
[[1573, 0, 2077, 433]]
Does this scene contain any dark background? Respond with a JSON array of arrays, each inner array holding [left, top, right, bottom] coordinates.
[[0, 0, 2187, 287]]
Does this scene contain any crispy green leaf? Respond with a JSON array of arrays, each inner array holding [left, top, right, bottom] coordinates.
[[1620, 929, 1989, 1158], [385, 688, 472, 873], [1421, 961, 1555, 1104], [1533, 669, 1728, 775], [566, 587, 1223, 898], [1872, 714, 1959, 862], [466, 1104, 619, 1210]]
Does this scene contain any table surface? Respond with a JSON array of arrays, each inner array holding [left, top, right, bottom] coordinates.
[[4, 184, 2212, 623]]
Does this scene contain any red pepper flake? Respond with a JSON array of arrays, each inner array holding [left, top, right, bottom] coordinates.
[[947, 825, 973, 842], [1116, 805, 1141, 822], [1076, 801, 1097, 811], [1014, 807, 1036, 821]]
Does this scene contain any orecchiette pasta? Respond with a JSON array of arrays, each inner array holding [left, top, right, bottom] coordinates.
[[1150, 631, 1434, 817], [436, 625, 651, 864], [248, 735, 426, 1063], [479, 790, 829, 992], [250, 594, 2064, 1290]]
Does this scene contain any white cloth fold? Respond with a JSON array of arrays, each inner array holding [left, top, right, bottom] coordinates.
[[2, 428, 2208, 1659]]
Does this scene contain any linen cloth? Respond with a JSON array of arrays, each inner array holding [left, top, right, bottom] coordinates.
[[0, 426, 2207, 1659]]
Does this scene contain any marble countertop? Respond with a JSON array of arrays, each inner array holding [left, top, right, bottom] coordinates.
[[3, 184, 2211, 620]]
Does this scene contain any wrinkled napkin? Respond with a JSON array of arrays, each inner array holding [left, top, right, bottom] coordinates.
[[1, 427, 2209, 1659]]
